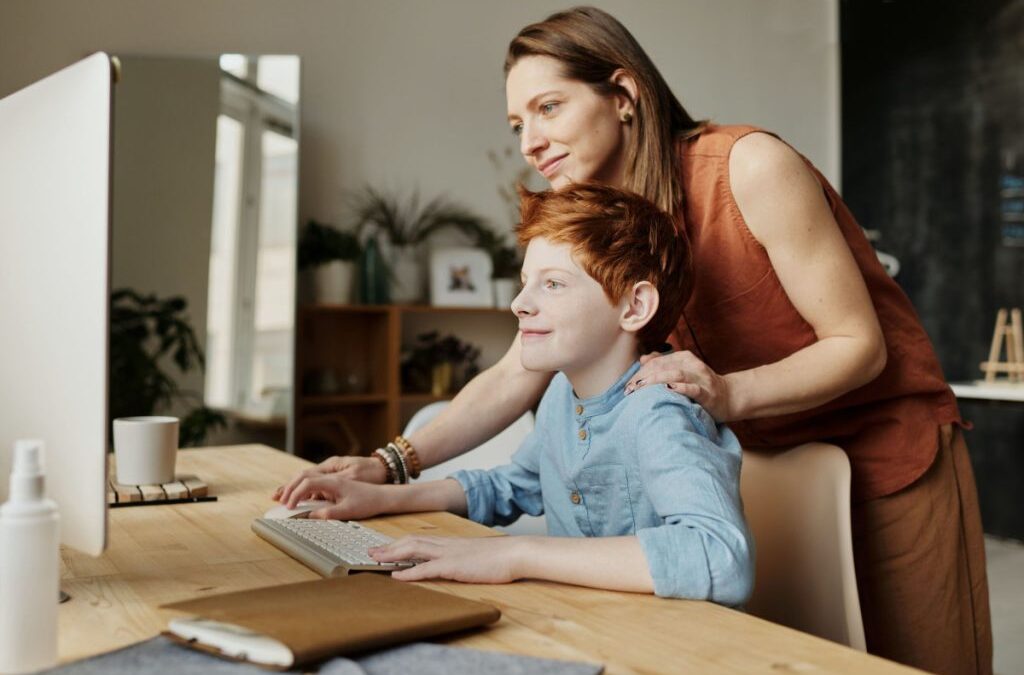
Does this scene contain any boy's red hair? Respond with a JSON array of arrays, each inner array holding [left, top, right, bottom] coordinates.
[[516, 183, 693, 354]]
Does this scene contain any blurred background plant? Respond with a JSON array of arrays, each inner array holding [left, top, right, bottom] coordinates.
[[349, 186, 488, 247], [297, 219, 362, 304], [109, 288, 227, 447], [297, 218, 361, 270], [400, 331, 481, 395]]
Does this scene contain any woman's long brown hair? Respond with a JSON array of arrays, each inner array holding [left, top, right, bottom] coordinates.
[[505, 6, 708, 218]]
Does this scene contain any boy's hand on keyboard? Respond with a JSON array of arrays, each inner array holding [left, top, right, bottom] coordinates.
[[279, 474, 389, 521], [369, 535, 526, 584], [272, 456, 387, 502]]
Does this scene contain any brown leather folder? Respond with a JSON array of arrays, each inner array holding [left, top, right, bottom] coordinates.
[[160, 574, 501, 669]]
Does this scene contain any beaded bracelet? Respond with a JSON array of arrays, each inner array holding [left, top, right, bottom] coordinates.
[[384, 443, 406, 484], [387, 442, 409, 484], [371, 448, 393, 483], [393, 435, 421, 480], [373, 447, 399, 484]]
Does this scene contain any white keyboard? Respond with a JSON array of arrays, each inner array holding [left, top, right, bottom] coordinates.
[[251, 518, 417, 577]]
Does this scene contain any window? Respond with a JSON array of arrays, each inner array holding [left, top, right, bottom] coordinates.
[[205, 55, 299, 423]]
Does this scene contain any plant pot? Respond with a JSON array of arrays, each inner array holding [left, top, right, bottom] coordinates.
[[390, 245, 424, 304], [492, 278, 518, 309], [431, 362, 453, 396], [309, 260, 354, 304]]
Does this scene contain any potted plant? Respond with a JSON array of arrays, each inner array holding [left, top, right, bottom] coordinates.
[[350, 187, 489, 304], [400, 331, 481, 396], [485, 146, 533, 306], [109, 289, 227, 447], [297, 219, 361, 304], [467, 226, 522, 308]]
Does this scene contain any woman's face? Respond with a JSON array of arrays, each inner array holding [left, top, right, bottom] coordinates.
[[506, 55, 629, 189]]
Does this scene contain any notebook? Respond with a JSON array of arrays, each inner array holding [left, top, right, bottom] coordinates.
[[160, 574, 501, 669]]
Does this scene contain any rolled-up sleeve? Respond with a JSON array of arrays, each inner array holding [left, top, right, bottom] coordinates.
[[633, 393, 754, 606], [449, 429, 545, 527]]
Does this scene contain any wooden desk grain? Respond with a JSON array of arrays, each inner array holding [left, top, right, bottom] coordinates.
[[60, 444, 919, 674]]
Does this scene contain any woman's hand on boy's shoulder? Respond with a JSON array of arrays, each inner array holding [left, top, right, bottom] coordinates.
[[625, 350, 737, 422]]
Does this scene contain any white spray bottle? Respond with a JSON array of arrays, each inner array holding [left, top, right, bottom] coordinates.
[[0, 440, 60, 674]]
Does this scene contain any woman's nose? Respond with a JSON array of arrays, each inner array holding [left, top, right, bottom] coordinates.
[[519, 123, 548, 157]]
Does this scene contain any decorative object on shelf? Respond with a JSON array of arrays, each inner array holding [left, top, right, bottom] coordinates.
[[492, 278, 519, 309], [468, 227, 521, 307], [431, 362, 453, 397], [109, 289, 227, 447], [980, 307, 1024, 383], [358, 236, 391, 305], [297, 219, 361, 304], [350, 187, 490, 304], [429, 247, 493, 307], [401, 331, 481, 396], [486, 146, 531, 303], [303, 368, 342, 395]]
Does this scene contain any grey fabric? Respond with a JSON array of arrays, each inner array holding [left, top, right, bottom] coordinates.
[[44, 637, 604, 675], [40, 637, 276, 674], [327, 643, 604, 675]]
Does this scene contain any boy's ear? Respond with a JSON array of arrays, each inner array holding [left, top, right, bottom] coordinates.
[[619, 281, 659, 335]]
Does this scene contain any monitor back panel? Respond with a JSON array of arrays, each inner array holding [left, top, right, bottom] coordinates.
[[0, 53, 112, 555]]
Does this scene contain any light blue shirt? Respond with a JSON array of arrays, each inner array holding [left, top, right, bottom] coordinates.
[[451, 361, 754, 605]]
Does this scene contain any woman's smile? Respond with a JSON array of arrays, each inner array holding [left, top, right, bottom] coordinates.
[[538, 154, 568, 178]]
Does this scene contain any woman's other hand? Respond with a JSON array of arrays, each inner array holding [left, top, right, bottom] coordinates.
[[370, 535, 527, 584], [272, 455, 387, 503], [281, 474, 392, 521], [625, 350, 735, 421]]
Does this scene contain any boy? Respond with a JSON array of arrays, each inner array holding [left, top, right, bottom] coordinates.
[[281, 184, 753, 604]]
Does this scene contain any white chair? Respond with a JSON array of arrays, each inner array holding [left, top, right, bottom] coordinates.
[[403, 402, 546, 535], [740, 443, 867, 651]]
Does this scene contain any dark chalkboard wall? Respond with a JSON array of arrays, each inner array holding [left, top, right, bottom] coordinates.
[[841, 0, 1024, 539]]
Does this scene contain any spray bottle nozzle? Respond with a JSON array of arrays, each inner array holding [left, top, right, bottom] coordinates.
[[9, 440, 45, 502]]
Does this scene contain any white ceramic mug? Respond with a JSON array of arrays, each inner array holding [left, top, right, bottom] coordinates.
[[113, 416, 179, 485]]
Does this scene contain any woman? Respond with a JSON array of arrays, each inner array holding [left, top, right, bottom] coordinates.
[[277, 7, 990, 674]]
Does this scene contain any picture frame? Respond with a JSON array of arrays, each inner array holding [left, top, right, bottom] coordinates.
[[429, 247, 493, 307]]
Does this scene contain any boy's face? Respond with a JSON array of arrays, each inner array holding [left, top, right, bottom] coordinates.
[[512, 237, 626, 374]]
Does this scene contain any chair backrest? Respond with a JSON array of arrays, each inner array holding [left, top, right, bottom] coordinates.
[[403, 402, 546, 535], [740, 443, 866, 651]]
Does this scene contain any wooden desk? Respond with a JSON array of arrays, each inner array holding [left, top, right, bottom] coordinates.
[[60, 445, 917, 674]]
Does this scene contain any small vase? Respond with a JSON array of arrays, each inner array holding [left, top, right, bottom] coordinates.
[[431, 362, 453, 396], [492, 278, 518, 309], [359, 238, 390, 305], [309, 261, 354, 304], [390, 244, 424, 304]]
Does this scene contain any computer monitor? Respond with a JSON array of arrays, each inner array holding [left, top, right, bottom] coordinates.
[[0, 52, 113, 556]]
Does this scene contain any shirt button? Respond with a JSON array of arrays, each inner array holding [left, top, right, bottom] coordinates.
[[575, 405, 583, 415], [578, 429, 587, 440], [570, 491, 581, 504]]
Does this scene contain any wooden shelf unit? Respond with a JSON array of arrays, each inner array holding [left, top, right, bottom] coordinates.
[[294, 303, 517, 461]]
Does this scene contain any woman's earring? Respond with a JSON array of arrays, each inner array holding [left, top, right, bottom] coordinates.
[[621, 111, 633, 123]]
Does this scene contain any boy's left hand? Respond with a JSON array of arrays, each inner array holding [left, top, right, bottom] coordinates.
[[370, 535, 526, 584], [625, 350, 735, 421]]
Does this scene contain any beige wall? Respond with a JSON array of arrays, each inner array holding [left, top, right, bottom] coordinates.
[[111, 56, 219, 407], [0, 0, 838, 448], [0, 0, 840, 235]]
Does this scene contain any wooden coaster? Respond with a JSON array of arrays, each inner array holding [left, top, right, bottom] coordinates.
[[106, 472, 209, 505]]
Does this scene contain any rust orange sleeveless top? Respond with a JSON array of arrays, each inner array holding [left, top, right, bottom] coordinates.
[[671, 124, 961, 502]]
